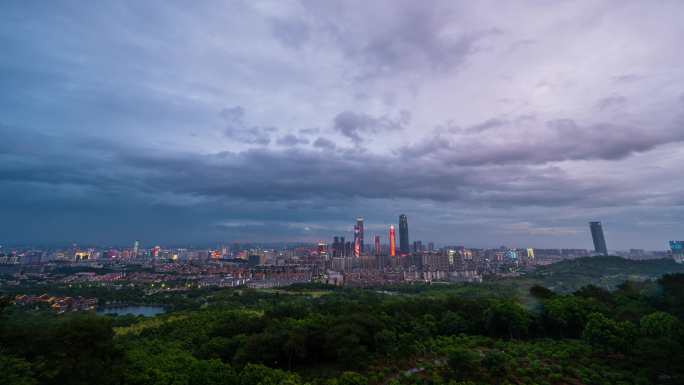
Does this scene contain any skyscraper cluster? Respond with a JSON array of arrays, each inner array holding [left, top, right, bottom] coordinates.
[[333, 214, 414, 259], [332, 236, 352, 258]]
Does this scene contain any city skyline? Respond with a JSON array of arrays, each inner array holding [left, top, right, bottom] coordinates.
[[2, 1, 684, 249]]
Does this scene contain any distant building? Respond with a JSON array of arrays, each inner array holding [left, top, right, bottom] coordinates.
[[589, 221, 608, 255], [389, 225, 396, 257], [354, 217, 364, 256], [413, 240, 423, 253], [248, 254, 261, 267], [374, 235, 381, 257], [670, 241, 684, 263], [317, 241, 327, 257], [332, 237, 340, 258], [399, 214, 409, 255]]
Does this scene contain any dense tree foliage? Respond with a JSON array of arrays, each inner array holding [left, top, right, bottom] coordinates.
[[2, 274, 684, 384]]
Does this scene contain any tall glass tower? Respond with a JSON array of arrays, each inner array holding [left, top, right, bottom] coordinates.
[[399, 214, 409, 254], [374, 235, 381, 256], [355, 217, 364, 255], [589, 221, 608, 255]]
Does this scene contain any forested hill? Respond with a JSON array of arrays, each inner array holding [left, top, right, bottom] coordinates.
[[528, 256, 684, 292]]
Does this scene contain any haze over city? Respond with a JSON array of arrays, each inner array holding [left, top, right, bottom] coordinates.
[[2, 1, 684, 249]]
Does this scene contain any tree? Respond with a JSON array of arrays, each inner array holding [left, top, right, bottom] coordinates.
[[530, 285, 555, 300], [447, 346, 480, 381], [481, 350, 511, 377], [639, 311, 682, 339], [374, 329, 399, 357], [543, 296, 598, 338], [335, 372, 368, 385], [439, 311, 467, 336], [485, 301, 530, 339], [0, 354, 36, 385], [239, 363, 301, 385], [582, 312, 636, 353], [635, 311, 684, 379]]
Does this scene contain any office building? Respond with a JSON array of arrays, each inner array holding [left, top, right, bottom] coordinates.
[[399, 214, 409, 255], [355, 217, 364, 256], [670, 241, 684, 263], [589, 221, 608, 255]]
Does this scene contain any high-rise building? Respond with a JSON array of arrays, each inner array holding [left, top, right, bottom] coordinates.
[[132, 240, 139, 258], [389, 225, 396, 257], [374, 235, 381, 257], [428, 242, 434, 252], [318, 241, 327, 257], [589, 221, 608, 255], [399, 214, 409, 255], [332, 236, 340, 258], [669, 241, 684, 263], [355, 217, 364, 256]]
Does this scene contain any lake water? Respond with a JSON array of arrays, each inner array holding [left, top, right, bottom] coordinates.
[[97, 306, 165, 317]]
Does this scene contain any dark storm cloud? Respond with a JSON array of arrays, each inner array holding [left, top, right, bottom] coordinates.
[[276, 134, 309, 146], [0, 124, 611, 210], [306, 1, 501, 78], [221, 106, 277, 145], [333, 110, 410, 144], [2, 0, 684, 247], [466, 118, 509, 133], [313, 137, 336, 150], [404, 116, 684, 166]]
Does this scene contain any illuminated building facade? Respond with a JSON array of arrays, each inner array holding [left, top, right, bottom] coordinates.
[[317, 241, 327, 257], [355, 217, 364, 256], [374, 235, 381, 256], [389, 225, 396, 257]]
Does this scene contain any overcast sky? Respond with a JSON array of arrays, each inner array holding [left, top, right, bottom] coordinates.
[[1, 1, 683, 249]]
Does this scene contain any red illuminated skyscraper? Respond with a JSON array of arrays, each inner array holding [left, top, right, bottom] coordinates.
[[374, 235, 381, 256], [353, 224, 361, 257], [389, 225, 396, 257]]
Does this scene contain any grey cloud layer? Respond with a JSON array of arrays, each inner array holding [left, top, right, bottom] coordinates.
[[1, 0, 684, 247], [405, 115, 684, 166]]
